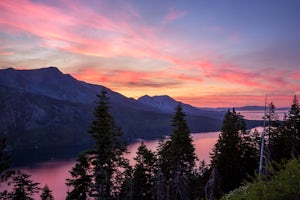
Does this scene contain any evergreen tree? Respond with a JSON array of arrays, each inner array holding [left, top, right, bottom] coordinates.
[[40, 185, 54, 200], [268, 95, 300, 163], [158, 103, 197, 200], [0, 137, 12, 189], [118, 165, 134, 200], [265, 102, 280, 144], [190, 160, 211, 200], [0, 138, 43, 200], [4, 171, 40, 200], [286, 95, 300, 157], [88, 89, 128, 199], [153, 149, 166, 200], [209, 109, 259, 198], [265, 102, 289, 163], [66, 89, 129, 199], [0, 138, 10, 176], [132, 142, 156, 200], [66, 153, 92, 200], [0, 137, 12, 198]]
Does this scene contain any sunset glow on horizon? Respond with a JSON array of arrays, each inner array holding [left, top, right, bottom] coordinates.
[[1, 0, 300, 107]]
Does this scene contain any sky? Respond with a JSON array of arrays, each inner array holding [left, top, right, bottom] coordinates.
[[0, 0, 300, 107]]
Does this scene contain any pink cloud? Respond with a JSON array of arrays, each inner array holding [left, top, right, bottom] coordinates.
[[0, 1, 172, 61], [178, 74, 202, 82], [71, 66, 203, 89], [0, 1, 75, 34], [125, 3, 141, 18], [0, 1, 205, 74], [291, 71, 300, 80], [0, 47, 13, 56], [164, 8, 186, 21], [195, 60, 295, 91]]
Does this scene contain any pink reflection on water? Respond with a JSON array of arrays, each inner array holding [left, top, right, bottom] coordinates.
[[192, 132, 219, 163], [238, 110, 287, 120], [126, 139, 159, 165], [14, 132, 219, 199], [127, 132, 219, 165], [19, 161, 75, 200]]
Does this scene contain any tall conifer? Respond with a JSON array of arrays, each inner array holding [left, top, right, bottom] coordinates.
[[269, 95, 300, 163], [0, 137, 10, 178], [40, 185, 54, 200], [66, 153, 92, 200], [132, 142, 156, 200], [287, 95, 300, 156], [158, 103, 196, 200], [66, 88, 129, 199], [5, 171, 40, 200], [88, 89, 128, 199], [209, 109, 258, 198]]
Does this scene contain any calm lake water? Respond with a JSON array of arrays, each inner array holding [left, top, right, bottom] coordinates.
[[4, 109, 288, 199], [238, 109, 287, 120], [13, 131, 219, 200]]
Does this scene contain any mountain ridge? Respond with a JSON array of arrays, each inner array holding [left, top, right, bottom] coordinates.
[[0, 67, 254, 151]]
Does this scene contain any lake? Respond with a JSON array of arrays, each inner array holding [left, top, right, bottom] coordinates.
[[13, 131, 219, 200], [3, 109, 288, 199]]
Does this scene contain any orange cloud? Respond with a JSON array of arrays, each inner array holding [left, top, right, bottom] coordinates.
[[71, 67, 109, 83], [176, 94, 294, 108], [72, 67, 163, 87]]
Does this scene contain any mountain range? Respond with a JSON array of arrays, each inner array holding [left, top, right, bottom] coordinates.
[[0, 67, 259, 152]]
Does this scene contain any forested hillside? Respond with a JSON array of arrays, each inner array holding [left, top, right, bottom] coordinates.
[[0, 67, 228, 150]]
